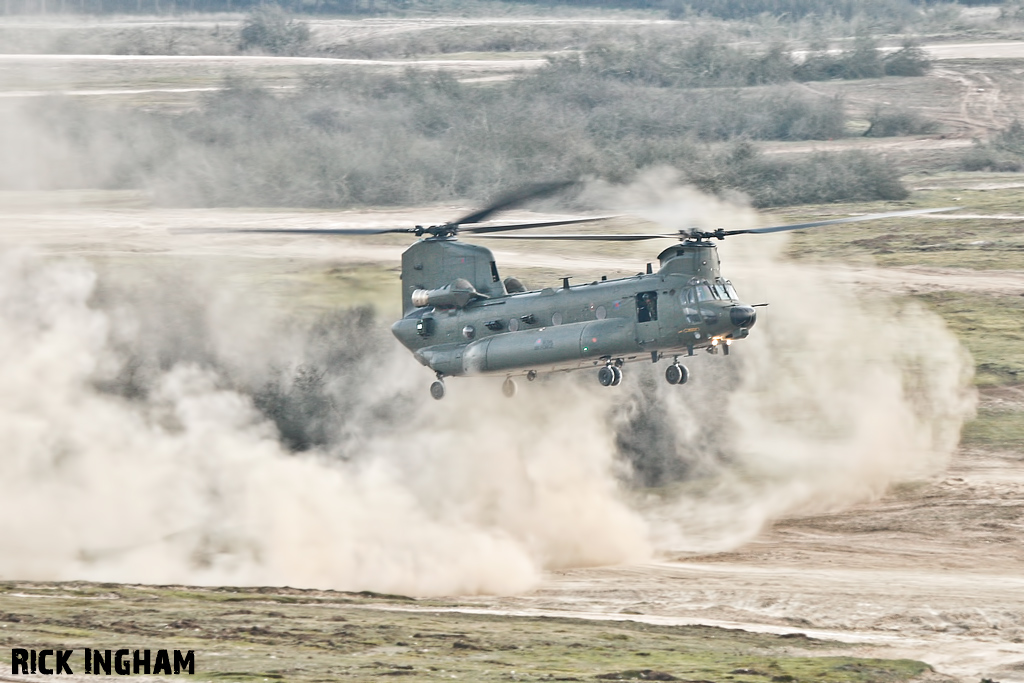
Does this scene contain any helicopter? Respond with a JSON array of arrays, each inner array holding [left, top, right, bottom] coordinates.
[[222, 183, 952, 400]]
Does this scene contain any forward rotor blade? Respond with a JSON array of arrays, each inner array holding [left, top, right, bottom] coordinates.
[[454, 181, 579, 226], [475, 233, 673, 241], [724, 207, 959, 236], [172, 227, 414, 235], [464, 217, 614, 234]]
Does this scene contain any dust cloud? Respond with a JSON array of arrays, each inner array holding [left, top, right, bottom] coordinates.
[[0, 249, 647, 595], [0, 172, 976, 595], [592, 170, 977, 552]]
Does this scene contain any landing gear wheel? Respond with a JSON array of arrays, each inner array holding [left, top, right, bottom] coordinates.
[[598, 366, 615, 387], [665, 363, 689, 386], [526, 370, 537, 382], [502, 376, 517, 398], [430, 380, 446, 400], [610, 365, 622, 386]]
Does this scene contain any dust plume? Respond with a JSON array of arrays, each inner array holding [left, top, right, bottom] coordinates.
[[0, 172, 975, 594], [592, 169, 977, 552], [0, 250, 648, 595]]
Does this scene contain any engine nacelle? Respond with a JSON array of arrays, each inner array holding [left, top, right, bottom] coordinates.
[[411, 278, 484, 309]]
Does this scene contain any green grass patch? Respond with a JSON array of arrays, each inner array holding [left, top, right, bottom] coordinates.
[[780, 198, 1024, 272], [0, 581, 932, 683], [915, 291, 1024, 386], [962, 405, 1024, 449], [768, 188, 1024, 390]]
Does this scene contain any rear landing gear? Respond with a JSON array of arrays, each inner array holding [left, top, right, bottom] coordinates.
[[665, 360, 689, 386], [430, 373, 446, 400], [502, 376, 517, 398]]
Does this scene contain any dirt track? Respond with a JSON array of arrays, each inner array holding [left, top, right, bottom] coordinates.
[[447, 446, 1024, 682]]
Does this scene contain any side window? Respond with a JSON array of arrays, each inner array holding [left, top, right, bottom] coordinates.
[[636, 291, 658, 323], [696, 284, 713, 302]]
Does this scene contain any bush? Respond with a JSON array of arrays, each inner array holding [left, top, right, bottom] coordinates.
[[960, 120, 1024, 171], [882, 40, 931, 76], [686, 142, 908, 207], [993, 119, 1024, 155], [548, 33, 928, 89], [796, 35, 887, 81], [666, 0, 920, 21], [571, 34, 791, 88], [239, 5, 311, 56], [863, 106, 939, 137]]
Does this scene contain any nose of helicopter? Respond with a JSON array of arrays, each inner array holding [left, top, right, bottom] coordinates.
[[730, 305, 757, 329]]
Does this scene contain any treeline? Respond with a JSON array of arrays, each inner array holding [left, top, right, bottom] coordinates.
[[509, 0, 994, 19], [0, 0, 381, 15], [0, 0, 997, 17], [553, 35, 930, 89], [13, 68, 906, 209]]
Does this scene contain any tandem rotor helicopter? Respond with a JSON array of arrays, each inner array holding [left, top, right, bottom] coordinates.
[[226, 182, 952, 400]]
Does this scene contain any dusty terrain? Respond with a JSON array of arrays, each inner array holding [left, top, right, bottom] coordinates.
[[1, 13, 1023, 683], [458, 446, 1024, 682], [1, 191, 1021, 682]]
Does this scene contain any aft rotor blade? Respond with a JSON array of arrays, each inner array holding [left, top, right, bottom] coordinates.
[[724, 207, 959, 236], [464, 217, 614, 234], [475, 233, 673, 241], [454, 181, 579, 226], [172, 227, 414, 235]]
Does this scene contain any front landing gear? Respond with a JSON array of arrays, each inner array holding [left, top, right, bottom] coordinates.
[[665, 360, 689, 386], [597, 363, 623, 387], [430, 373, 446, 400]]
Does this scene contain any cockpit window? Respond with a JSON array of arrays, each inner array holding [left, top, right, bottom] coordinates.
[[713, 283, 729, 300], [696, 284, 714, 302], [724, 281, 739, 300]]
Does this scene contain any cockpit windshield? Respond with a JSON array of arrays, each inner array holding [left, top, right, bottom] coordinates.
[[724, 280, 739, 300]]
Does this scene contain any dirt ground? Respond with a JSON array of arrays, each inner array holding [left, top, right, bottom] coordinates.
[[1, 194, 1022, 682], [2, 16, 1024, 683], [452, 445, 1024, 682]]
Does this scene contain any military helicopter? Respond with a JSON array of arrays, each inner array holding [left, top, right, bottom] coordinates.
[[224, 183, 952, 400]]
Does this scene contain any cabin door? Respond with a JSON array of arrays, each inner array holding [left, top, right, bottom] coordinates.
[[634, 291, 660, 344]]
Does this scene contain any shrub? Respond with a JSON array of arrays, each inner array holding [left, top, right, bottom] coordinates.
[[686, 143, 908, 207], [12, 71, 907, 210], [882, 40, 931, 76], [666, 0, 919, 21], [239, 5, 311, 56], [796, 35, 887, 81], [863, 106, 939, 137], [959, 120, 1024, 171]]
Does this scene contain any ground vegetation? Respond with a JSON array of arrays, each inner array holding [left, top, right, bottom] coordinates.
[[238, 4, 310, 55], [11, 58, 911, 209], [0, 581, 935, 681], [961, 119, 1024, 172]]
